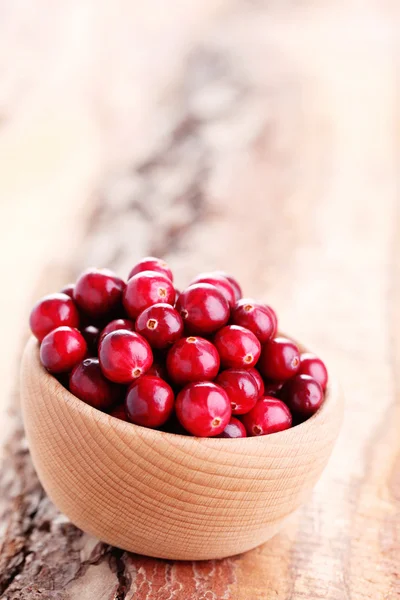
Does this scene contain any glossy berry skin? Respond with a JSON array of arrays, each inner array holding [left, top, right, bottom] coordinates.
[[69, 357, 121, 410], [263, 379, 284, 397], [74, 268, 125, 319], [214, 325, 261, 369], [217, 417, 247, 438], [248, 368, 264, 398], [123, 271, 175, 319], [128, 257, 173, 282], [60, 284, 75, 299], [216, 369, 258, 415], [110, 403, 128, 421], [99, 318, 135, 346], [265, 305, 278, 337], [99, 330, 153, 384], [30, 293, 80, 342], [298, 353, 328, 390], [166, 337, 220, 387], [40, 326, 87, 373], [176, 283, 229, 335], [81, 325, 100, 354], [125, 375, 174, 428], [146, 360, 168, 380], [258, 337, 300, 381], [242, 397, 292, 436], [176, 381, 231, 437], [231, 299, 275, 343], [135, 303, 183, 349], [213, 271, 242, 301], [190, 273, 236, 309], [281, 374, 323, 417]]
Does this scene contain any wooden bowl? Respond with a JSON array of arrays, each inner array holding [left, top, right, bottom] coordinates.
[[20, 336, 343, 561]]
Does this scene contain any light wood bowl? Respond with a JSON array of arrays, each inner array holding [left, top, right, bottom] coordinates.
[[20, 336, 343, 560]]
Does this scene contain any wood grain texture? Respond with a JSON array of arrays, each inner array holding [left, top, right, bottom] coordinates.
[[20, 338, 341, 561], [1, 0, 400, 597]]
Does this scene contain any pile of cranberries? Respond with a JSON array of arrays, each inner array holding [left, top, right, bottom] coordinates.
[[29, 258, 328, 438]]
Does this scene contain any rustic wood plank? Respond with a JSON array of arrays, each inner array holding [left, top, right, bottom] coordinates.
[[1, 1, 399, 598]]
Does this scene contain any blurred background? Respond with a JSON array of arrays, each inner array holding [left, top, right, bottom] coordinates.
[[1, 0, 400, 595]]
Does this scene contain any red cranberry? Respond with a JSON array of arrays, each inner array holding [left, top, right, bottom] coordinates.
[[110, 403, 128, 421], [216, 369, 258, 414], [248, 368, 264, 398], [60, 284, 75, 299], [99, 330, 153, 384], [161, 412, 190, 435], [213, 271, 242, 301], [281, 374, 323, 417], [190, 273, 236, 308], [258, 337, 300, 380], [242, 397, 292, 436], [231, 299, 275, 343], [30, 293, 80, 342], [174, 288, 180, 305], [176, 283, 229, 335], [128, 256, 173, 282], [214, 325, 261, 369], [135, 303, 183, 349], [217, 417, 247, 438], [99, 318, 135, 346], [166, 336, 220, 386], [298, 353, 328, 390], [125, 375, 174, 428], [263, 379, 284, 397], [146, 360, 168, 380], [265, 305, 278, 337], [69, 357, 121, 410], [40, 326, 87, 373], [123, 271, 175, 319], [81, 325, 100, 354], [176, 381, 231, 437], [74, 268, 125, 319]]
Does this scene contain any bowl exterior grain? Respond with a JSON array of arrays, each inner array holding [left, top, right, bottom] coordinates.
[[20, 337, 343, 560]]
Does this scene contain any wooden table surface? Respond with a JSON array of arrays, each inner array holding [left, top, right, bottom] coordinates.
[[1, 1, 399, 598]]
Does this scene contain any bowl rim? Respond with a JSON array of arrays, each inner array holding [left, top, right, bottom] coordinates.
[[24, 335, 340, 447]]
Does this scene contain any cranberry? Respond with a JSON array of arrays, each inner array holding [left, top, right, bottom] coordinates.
[[258, 337, 300, 380], [60, 284, 75, 299], [123, 271, 175, 319], [214, 271, 242, 301], [217, 417, 247, 438], [190, 273, 236, 308], [176, 381, 231, 437], [281, 374, 323, 417], [216, 369, 258, 414], [265, 305, 278, 337], [214, 325, 261, 369], [128, 256, 173, 282], [146, 360, 168, 380], [99, 318, 135, 346], [231, 299, 275, 343], [40, 326, 87, 373], [81, 325, 100, 354], [69, 357, 121, 410], [174, 288, 180, 305], [161, 412, 190, 435], [248, 368, 264, 398], [125, 375, 174, 428], [242, 397, 292, 436], [74, 268, 125, 319], [110, 403, 128, 421], [30, 293, 80, 342], [166, 336, 220, 386], [263, 379, 284, 397], [298, 353, 328, 390], [135, 303, 183, 349], [99, 330, 153, 384], [176, 283, 229, 335]]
